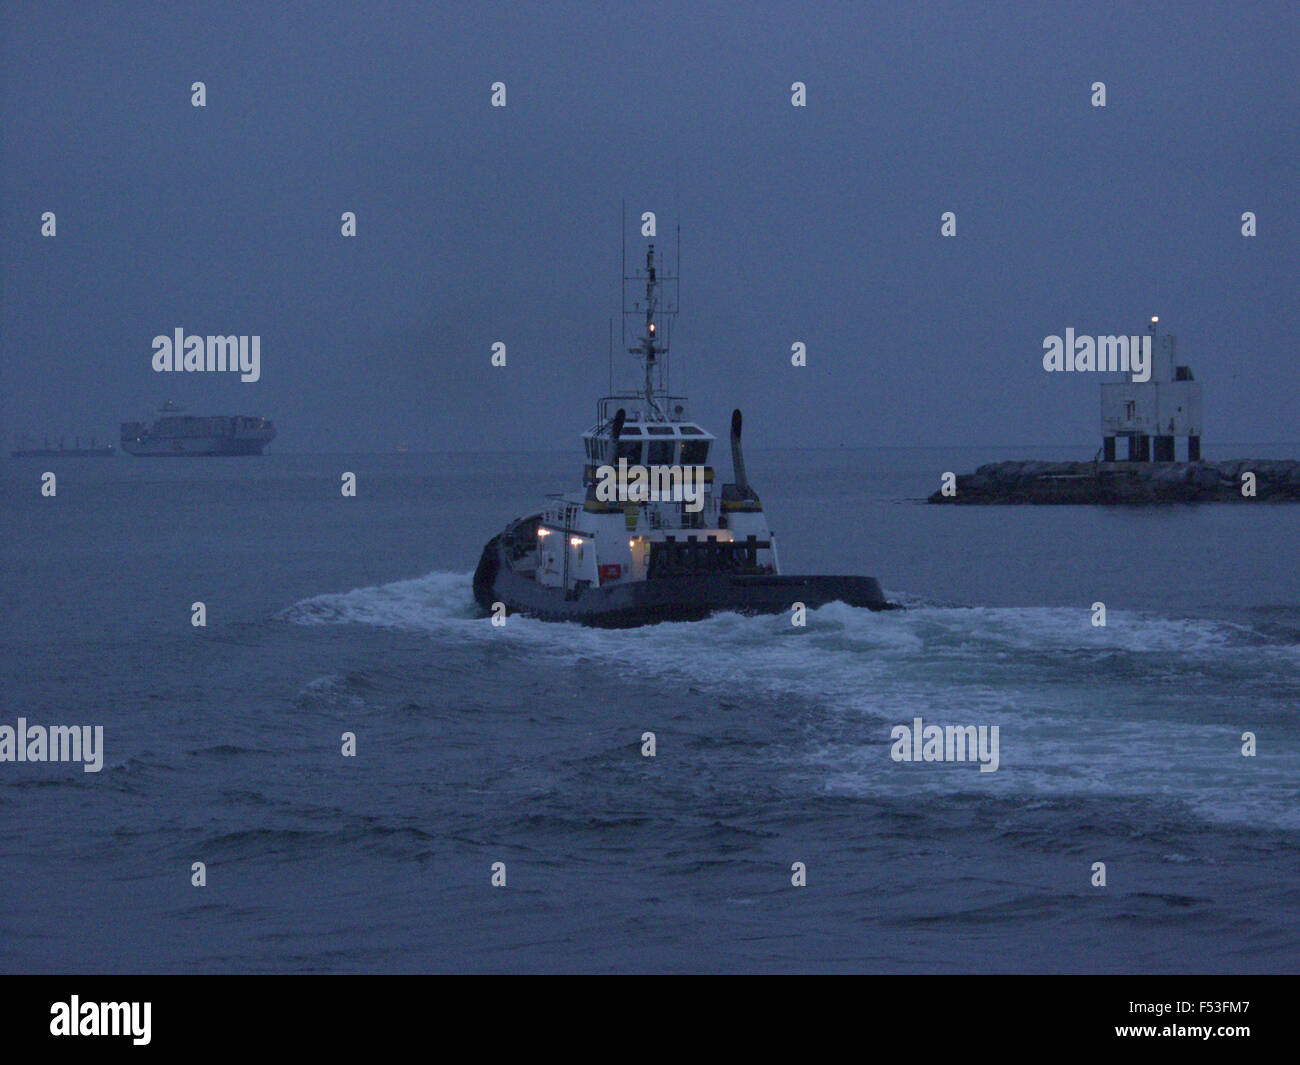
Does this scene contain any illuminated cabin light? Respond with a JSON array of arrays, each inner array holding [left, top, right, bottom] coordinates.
[[648, 323, 656, 334], [569, 537, 583, 547], [537, 528, 550, 537]]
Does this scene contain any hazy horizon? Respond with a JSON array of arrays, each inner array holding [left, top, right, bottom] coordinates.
[[4, 1, 1297, 453]]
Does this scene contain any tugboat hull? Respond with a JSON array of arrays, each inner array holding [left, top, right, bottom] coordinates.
[[474, 533, 896, 628]]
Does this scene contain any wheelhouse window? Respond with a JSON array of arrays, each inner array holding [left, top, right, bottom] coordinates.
[[615, 440, 643, 463], [681, 440, 710, 464], [647, 441, 675, 465]]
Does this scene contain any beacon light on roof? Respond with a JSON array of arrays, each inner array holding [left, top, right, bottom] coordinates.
[[648, 322, 655, 334]]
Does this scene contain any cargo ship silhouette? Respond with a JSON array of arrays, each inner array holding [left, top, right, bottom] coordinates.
[[120, 402, 276, 457]]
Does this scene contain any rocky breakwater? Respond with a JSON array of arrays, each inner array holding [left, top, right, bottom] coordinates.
[[928, 459, 1300, 504]]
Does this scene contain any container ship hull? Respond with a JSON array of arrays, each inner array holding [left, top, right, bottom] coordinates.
[[120, 436, 272, 457]]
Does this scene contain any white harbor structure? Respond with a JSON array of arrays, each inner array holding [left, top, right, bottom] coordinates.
[[1100, 318, 1203, 462]]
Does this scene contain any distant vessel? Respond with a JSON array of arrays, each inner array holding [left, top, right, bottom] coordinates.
[[473, 238, 896, 626], [9, 435, 115, 458], [120, 402, 276, 457]]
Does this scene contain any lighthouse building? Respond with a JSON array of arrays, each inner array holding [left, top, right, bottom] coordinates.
[[1100, 333, 1203, 463]]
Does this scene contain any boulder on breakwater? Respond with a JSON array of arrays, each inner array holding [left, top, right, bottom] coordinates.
[[928, 459, 1300, 504]]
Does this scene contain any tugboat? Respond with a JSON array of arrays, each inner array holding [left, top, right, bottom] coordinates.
[[473, 238, 895, 627]]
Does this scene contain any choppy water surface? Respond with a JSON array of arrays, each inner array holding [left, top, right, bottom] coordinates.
[[3, 447, 1298, 972]]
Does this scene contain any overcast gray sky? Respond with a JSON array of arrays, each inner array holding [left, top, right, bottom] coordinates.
[[3, 0, 1296, 451]]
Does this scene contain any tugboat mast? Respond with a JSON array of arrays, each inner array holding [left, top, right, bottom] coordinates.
[[621, 225, 679, 422], [636, 244, 663, 414]]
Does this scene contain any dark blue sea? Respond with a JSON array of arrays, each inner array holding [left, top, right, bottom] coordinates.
[[3, 445, 1299, 973]]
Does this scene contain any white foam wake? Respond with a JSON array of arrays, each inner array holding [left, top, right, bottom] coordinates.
[[278, 571, 1300, 828]]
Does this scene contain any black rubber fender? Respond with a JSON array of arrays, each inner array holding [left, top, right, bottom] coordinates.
[[472, 536, 500, 612]]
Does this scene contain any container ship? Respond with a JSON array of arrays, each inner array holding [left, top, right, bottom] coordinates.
[[120, 402, 276, 456]]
